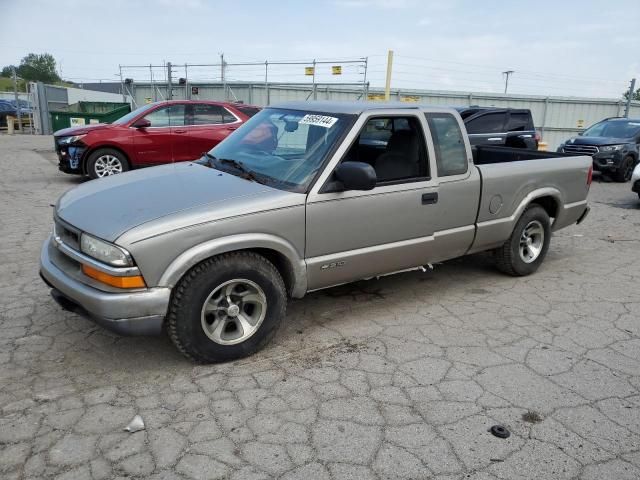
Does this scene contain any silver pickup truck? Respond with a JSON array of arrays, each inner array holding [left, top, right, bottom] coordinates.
[[40, 101, 591, 362]]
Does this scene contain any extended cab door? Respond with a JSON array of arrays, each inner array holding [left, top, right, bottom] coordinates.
[[465, 110, 507, 147], [132, 103, 186, 165], [423, 111, 480, 262], [186, 103, 241, 158], [304, 111, 440, 291]]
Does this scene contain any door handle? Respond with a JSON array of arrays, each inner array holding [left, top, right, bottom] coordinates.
[[487, 137, 502, 141], [421, 192, 438, 205], [174, 129, 187, 134], [226, 126, 238, 131]]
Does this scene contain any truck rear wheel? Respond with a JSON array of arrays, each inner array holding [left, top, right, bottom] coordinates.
[[494, 205, 551, 276], [167, 252, 287, 363]]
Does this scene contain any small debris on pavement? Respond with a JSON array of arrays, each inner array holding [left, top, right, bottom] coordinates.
[[489, 425, 510, 439], [124, 414, 145, 432], [522, 411, 543, 424]]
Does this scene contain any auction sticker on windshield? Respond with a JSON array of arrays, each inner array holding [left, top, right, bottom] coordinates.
[[299, 114, 339, 128]]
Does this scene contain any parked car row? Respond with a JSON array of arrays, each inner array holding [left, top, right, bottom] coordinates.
[[51, 99, 639, 193], [54, 100, 260, 179]]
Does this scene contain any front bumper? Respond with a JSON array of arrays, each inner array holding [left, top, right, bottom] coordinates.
[[40, 235, 170, 335], [592, 151, 624, 172], [54, 139, 86, 174]]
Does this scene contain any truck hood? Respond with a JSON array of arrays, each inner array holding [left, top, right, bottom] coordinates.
[[56, 162, 293, 242], [53, 123, 115, 137], [564, 136, 632, 146]]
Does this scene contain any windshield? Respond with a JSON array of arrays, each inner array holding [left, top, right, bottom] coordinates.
[[208, 108, 354, 192], [582, 120, 640, 138], [112, 103, 156, 125]]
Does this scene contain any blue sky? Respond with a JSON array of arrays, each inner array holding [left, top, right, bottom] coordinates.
[[2, 0, 639, 98]]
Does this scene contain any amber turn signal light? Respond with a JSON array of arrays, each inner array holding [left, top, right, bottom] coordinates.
[[82, 264, 146, 289]]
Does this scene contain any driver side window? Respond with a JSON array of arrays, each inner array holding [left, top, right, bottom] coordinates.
[[143, 104, 185, 127], [342, 116, 429, 184]]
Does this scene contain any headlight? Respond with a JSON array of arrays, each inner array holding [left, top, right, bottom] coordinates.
[[599, 144, 625, 152], [80, 233, 133, 267], [57, 135, 86, 145]]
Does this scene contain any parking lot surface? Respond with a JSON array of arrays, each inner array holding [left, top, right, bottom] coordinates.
[[1, 134, 640, 480]]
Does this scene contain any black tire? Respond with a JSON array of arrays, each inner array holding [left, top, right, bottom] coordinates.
[[613, 155, 635, 183], [86, 148, 130, 179], [167, 252, 287, 363], [495, 205, 551, 276]]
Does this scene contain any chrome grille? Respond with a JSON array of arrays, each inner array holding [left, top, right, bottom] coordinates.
[[563, 144, 598, 155], [54, 219, 80, 251]]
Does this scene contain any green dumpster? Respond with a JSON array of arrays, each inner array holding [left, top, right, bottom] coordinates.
[[50, 102, 131, 132]]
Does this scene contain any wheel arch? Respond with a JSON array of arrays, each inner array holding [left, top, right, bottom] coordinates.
[[529, 195, 559, 220], [158, 234, 307, 298]]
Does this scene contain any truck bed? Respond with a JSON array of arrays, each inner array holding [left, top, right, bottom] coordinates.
[[472, 145, 574, 165]]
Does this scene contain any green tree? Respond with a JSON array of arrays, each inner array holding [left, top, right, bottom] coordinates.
[[623, 87, 640, 101], [1, 66, 16, 78], [15, 53, 60, 83]]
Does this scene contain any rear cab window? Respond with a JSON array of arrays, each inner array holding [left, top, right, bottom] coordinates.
[[425, 113, 468, 177]]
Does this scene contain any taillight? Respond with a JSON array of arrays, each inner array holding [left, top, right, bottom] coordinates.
[[535, 132, 541, 143], [587, 164, 593, 187]]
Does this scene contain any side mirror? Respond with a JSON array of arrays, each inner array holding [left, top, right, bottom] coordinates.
[[132, 118, 151, 129], [333, 162, 377, 191]]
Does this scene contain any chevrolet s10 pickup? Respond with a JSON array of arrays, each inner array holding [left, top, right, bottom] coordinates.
[[40, 101, 591, 362]]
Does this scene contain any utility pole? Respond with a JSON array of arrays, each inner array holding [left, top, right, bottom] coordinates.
[[502, 70, 514, 94], [624, 78, 636, 118], [312, 59, 317, 100], [167, 62, 173, 100], [119, 65, 125, 102], [220, 53, 226, 101], [264, 60, 269, 106], [384, 50, 394, 101], [12, 67, 22, 131]]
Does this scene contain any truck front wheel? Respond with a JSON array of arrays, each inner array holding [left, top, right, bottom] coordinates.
[[167, 252, 287, 363], [494, 205, 551, 276]]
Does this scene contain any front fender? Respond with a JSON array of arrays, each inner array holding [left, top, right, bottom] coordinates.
[[157, 233, 307, 298]]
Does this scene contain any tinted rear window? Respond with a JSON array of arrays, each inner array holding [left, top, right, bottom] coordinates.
[[507, 112, 533, 132], [465, 112, 506, 134]]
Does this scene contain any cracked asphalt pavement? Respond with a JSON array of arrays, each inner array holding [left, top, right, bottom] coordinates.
[[1, 134, 640, 480]]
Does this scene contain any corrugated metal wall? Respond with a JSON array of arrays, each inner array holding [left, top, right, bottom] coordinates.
[[128, 82, 640, 149]]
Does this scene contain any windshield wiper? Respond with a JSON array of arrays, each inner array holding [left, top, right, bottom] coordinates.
[[203, 152, 217, 168], [205, 154, 259, 183]]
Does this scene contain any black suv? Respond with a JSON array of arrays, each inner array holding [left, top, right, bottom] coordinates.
[[456, 107, 538, 150], [558, 117, 640, 182]]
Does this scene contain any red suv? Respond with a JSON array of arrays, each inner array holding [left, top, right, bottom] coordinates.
[[54, 100, 260, 179]]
